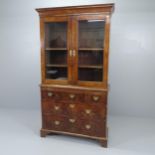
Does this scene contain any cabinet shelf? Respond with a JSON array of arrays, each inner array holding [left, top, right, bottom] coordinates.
[[78, 65, 103, 69], [79, 48, 103, 51], [46, 64, 67, 67], [45, 48, 67, 51]]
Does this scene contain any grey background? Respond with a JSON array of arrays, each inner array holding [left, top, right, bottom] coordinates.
[[0, 0, 155, 117]]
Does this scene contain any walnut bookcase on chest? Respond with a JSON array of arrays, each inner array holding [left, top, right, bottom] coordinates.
[[36, 3, 114, 147]]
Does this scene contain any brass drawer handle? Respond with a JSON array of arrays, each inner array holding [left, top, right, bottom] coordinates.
[[85, 124, 91, 130], [69, 94, 75, 99], [69, 104, 75, 108], [54, 106, 60, 111], [93, 96, 100, 102], [85, 109, 91, 114], [54, 121, 60, 125], [69, 118, 76, 123], [48, 92, 53, 97]]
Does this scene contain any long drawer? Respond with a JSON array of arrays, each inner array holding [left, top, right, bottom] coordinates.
[[42, 101, 106, 119], [43, 114, 106, 137]]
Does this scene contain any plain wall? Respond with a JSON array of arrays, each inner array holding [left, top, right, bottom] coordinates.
[[0, 0, 155, 117]]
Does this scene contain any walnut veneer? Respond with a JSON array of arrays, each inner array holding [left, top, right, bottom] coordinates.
[[36, 3, 114, 147]]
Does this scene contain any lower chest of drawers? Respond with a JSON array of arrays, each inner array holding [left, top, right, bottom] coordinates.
[[41, 87, 107, 138]]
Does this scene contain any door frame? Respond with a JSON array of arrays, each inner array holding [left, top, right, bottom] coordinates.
[[40, 16, 73, 85], [71, 14, 110, 88]]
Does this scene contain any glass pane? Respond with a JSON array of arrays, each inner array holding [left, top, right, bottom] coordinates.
[[44, 22, 68, 80], [78, 20, 105, 82], [45, 22, 67, 48], [46, 51, 67, 65], [79, 50, 103, 66], [78, 68, 102, 81], [46, 67, 67, 80], [79, 20, 105, 48]]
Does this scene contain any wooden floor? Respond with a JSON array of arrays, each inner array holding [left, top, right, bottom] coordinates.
[[0, 108, 155, 155]]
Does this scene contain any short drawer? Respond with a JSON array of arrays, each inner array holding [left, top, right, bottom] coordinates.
[[79, 103, 106, 119], [41, 90, 62, 102], [62, 92, 85, 104], [79, 118, 106, 137], [42, 101, 66, 115], [86, 91, 107, 104], [43, 114, 66, 131]]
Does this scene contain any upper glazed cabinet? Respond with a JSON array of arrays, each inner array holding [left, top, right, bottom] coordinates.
[[39, 7, 112, 88]]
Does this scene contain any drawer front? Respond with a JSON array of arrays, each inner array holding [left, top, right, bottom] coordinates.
[[43, 114, 106, 137], [79, 119, 106, 137], [42, 101, 67, 115], [42, 101, 106, 119], [62, 91, 84, 103], [86, 91, 107, 104], [41, 90, 62, 102], [43, 115, 67, 131], [79, 103, 106, 119]]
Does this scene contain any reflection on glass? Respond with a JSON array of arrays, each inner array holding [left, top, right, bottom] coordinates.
[[46, 67, 67, 80], [45, 22, 67, 48], [79, 20, 105, 48], [46, 51, 67, 65], [78, 68, 102, 81], [78, 51, 103, 66]]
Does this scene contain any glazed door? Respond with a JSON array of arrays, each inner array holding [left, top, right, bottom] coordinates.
[[72, 15, 108, 87], [40, 16, 72, 84]]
